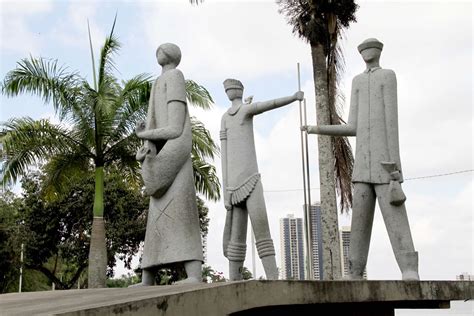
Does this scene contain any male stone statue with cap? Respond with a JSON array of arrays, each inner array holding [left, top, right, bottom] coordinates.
[[221, 78, 303, 280], [303, 38, 420, 280]]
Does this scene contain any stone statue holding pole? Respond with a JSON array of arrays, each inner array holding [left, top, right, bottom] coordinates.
[[221, 79, 303, 280], [302, 38, 419, 280], [135, 43, 203, 285]]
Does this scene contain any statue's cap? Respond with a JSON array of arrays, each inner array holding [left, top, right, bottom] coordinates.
[[223, 79, 244, 91], [357, 38, 383, 53]]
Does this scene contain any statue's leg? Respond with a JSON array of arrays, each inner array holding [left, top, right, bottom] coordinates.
[[348, 182, 376, 280], [375, 184, 419, 280], [173, 260, 202, 284], [246, 181, 278, 280], [227, 206, 248, 281], [127, 268, 154, 287]]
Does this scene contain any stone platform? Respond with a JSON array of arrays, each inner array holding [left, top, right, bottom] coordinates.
[[0, 280, 472, 315]]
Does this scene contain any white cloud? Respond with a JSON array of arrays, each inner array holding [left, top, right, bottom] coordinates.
[[0, 0, 54, 54], [47, 1, 105, 53], [138, 1, 312, 81]]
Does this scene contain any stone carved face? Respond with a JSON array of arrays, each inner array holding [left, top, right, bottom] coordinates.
[[225, 88, 243, 101], [156, 49, 169, 66], [360, 47, 382, 63]]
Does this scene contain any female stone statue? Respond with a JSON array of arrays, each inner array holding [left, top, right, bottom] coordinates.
[[135, 43, 203, 285]]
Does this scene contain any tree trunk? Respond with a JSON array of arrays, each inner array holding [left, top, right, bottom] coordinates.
[[311, 43, 342, 280], [88, 167, 107, 288]]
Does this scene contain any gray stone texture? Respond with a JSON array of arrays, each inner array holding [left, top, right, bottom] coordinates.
[[305, 38, 419, 280], [220, 79, 303, 280], [1, 281, 472, 315], [136, 43, 203, 284]]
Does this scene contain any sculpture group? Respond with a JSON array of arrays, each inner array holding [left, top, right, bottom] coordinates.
[[135, 38, 419, 285]]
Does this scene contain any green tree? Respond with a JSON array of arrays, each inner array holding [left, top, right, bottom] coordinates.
[[241, 266, 252, 280], [0, 190, 22, 292], [14, 170, 147, 290], [202, 265, 226, 283], [1, 19, 219, 288], [106, 273, 140, 288], [278, 0, 358, 280]]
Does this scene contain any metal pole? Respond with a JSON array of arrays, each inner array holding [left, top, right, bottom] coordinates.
[[303, 99, 314, 279], [251, 231, 256, 279], [297, 63, 313, 280], [19, 243, 23, 293]]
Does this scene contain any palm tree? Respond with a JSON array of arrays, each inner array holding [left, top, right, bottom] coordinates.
[[278, 0, 357, 280], [1, 20, 219, 288]]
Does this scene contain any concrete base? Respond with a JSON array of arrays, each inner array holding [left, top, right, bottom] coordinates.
[[0, 280, 472, 315]]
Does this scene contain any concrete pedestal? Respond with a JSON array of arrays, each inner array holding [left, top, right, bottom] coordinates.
[[0, 280, 472, 315]]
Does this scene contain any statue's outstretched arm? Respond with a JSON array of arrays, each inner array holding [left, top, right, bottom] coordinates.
[[305, 79, 358, 136], [248, 91, 303, 116]]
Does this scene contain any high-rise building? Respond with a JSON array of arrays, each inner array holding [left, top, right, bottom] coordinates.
[[340, 226, 367, 279], [279, 214, 305, 280], [307, 203, 324, 280]]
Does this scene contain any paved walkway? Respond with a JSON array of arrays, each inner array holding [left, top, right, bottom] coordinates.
[[0, 280, 472, 315]]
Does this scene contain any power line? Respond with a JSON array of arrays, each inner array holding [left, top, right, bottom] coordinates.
[[263, 169, 473, 193], [404, 169, 473, 181]]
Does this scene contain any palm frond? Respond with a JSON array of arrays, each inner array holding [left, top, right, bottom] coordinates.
[[192, 156, 221, 201], [278, 0, 358, 49], [103, 133, 142, 188], [1, 57, 81, 120], [103, 74, 151, 148], [1, 118, 92, 185], [103, 132, 141, 166], [328, 34, 353, 212], [88, 19, 98, 90], [191, 117, 219, 161], [41, 151, 92, 197], [186, 80, 214, 109], [97, 14, 120, 88]]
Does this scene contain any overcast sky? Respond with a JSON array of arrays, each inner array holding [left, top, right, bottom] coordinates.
[[1, 0, 472, 301]]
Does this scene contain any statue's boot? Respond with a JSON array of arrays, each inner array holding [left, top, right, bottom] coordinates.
[[229, 261, 244, 281], [396, 251, 420, 280], [348, 256, 367, 280], [261, 256, 278, 280], [129, 269, 155, 287], [227, 242, 247, 281], [175, 260, 202, 284], [256, 238, 278, 280]]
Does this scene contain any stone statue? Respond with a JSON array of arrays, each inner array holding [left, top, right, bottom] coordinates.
[[135, 43, 203, 285], [302, 38, 419, 280], [220, 78, 303, 280]]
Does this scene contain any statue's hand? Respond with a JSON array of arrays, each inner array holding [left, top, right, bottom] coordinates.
[[294, 91, 304, 101], [389, 170, 402, 181], [302, 125, 319, 134], [224, 191, 232, 211]]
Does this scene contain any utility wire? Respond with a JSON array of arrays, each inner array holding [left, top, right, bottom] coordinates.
[[263, 169, 473, 193], [404, 169, 473, 180]]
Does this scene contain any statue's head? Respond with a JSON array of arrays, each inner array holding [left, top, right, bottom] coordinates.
[[358, 38, 383, 63], [156, 43, 182, 67], [223, 79, 244, 101]]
